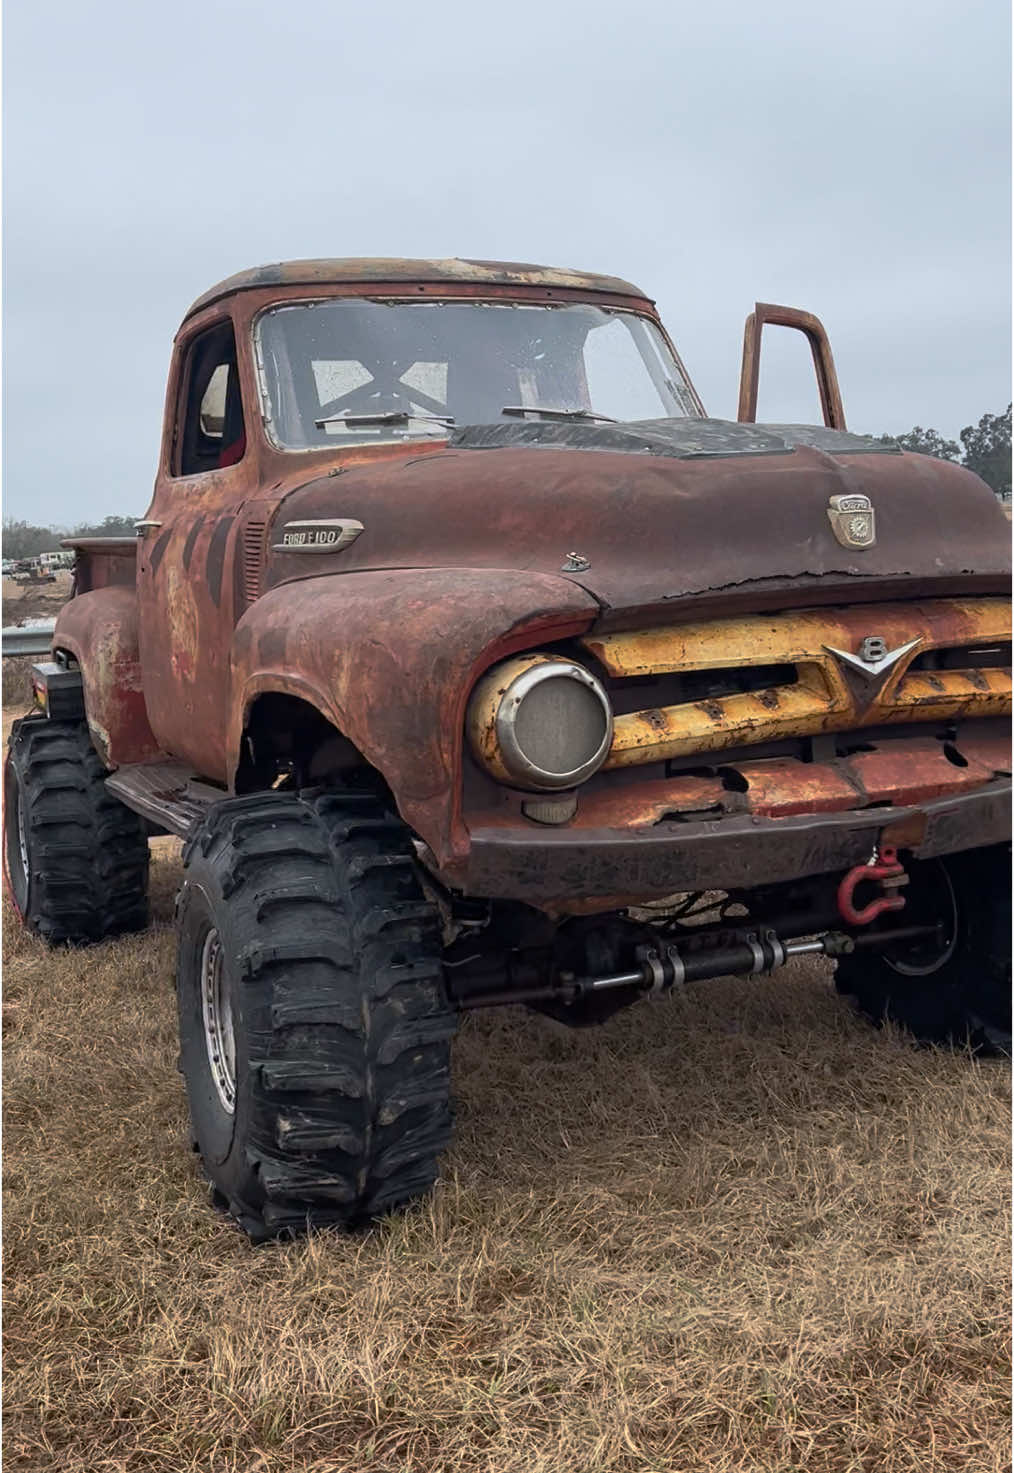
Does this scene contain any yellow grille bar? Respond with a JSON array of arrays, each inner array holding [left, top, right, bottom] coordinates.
[[580, 598, 1011, 769]]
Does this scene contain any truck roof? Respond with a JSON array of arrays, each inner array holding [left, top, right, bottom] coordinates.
[[183, 258, 651, 321]]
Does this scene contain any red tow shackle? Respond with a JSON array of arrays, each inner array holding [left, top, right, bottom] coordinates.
[[837, 845, 908, 927]]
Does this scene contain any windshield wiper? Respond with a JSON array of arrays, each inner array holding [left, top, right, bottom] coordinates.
[[499, 404, 617, 423], [314, 410, 456, 428]]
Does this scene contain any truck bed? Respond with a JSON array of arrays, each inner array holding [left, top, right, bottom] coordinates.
[[61, 536, 137, 594]]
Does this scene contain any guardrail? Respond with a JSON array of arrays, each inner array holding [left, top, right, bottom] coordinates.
[[2, 621, 56, 657]]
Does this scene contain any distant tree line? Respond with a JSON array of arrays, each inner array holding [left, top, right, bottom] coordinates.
[[879, 404, 1011, 496], [2, 515, 138, 560]]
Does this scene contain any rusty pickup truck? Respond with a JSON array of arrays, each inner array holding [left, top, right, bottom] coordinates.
[[5, 259, 1010, 1239]]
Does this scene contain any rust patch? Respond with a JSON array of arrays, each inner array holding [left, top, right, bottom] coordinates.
[[61, 539, 137, 594], [183, 257, 654, 323], [53, 587, 160, 766], [257, 625, 288, 665]]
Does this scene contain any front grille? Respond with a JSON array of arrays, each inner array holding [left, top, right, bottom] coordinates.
[[909, 642, 1011, 672], [608, 663, 798, 716], [580, 598, 1011, 769]]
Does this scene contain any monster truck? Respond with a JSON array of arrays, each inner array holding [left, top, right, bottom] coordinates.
[[5, 259, 1010, 1240]]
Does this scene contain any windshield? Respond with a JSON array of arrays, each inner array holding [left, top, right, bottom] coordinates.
[[254, 299, 700, 449]]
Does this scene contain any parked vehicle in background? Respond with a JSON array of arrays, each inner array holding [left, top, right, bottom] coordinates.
[[5, 258, 1010, 1240], [8, 557, 56, 585]]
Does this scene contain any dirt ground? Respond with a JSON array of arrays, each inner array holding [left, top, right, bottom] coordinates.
[[3, 789, 1010, 1472], [2, 575, 73, 706], [2, 571, 73, 626]]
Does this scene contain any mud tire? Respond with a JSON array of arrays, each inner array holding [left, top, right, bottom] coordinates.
[[176, 790, 456, 1241], [4, 715, 150, 943], [834, 844, 1011, 1055]]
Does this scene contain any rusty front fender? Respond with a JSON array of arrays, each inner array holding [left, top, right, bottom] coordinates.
[[228, 568, 599, 861]]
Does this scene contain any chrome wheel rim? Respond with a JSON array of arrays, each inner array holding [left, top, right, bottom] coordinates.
[[200, 928, 236, 1113]]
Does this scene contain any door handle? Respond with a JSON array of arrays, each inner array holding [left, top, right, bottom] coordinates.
[[134, 520, 162, 535]]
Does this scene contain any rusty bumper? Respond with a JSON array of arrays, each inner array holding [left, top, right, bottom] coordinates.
[[449, 779, 1011, 908]]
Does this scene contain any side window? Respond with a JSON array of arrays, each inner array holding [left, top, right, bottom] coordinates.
[[175, 321, 246, 476]]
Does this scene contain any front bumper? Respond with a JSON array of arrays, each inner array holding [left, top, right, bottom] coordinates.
[[452, 779, 1011, 906]]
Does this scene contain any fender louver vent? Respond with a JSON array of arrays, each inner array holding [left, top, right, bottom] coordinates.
[[242, 521, 268, 605]]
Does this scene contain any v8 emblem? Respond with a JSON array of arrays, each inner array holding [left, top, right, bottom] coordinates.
[[823, 633, 923, 692], [859, 636, 889, 664]]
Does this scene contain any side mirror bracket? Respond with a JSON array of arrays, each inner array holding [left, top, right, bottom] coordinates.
[[737, 302, 846, 430]]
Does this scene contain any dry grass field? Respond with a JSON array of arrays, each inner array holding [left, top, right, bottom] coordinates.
[[2, 693, 1011, 1473]]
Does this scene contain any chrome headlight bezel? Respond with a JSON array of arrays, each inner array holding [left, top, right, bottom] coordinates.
[[468, 655, 614, 791]]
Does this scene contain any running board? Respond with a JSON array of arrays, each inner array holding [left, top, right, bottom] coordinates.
[[105, 761, 225, 837]]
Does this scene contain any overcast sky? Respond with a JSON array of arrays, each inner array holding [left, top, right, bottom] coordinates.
[[4, 0, 1010, 527]]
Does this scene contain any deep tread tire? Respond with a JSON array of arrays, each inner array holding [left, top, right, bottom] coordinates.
[[176, 789, 457, 1240], [835, 844, 1011, 1054], [4, 715, 150, 943]]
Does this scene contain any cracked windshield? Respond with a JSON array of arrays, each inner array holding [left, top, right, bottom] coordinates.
[[255, 298, 700, 447]]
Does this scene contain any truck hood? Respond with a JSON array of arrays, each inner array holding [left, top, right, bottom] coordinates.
[[268, 418, 1010, 623]]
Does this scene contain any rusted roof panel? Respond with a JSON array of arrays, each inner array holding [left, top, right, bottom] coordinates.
[[184, 257, 650, 320]]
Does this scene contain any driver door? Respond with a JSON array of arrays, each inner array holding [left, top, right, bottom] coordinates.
[[136, 316, 249, 782]]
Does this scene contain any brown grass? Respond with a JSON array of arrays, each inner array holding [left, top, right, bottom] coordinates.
[[2, 771, 1010, 1471]]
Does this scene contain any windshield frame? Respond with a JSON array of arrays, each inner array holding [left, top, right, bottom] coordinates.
[[250, 294, 704, 454]]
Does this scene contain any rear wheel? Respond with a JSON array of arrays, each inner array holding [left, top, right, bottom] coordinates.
[[834, 844, 1011, 1054], [4, 715, 150, 942], [176, 789, 457, 1240]]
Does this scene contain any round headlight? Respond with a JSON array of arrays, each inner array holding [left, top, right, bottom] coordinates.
[[468, 655, 613, 790]]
